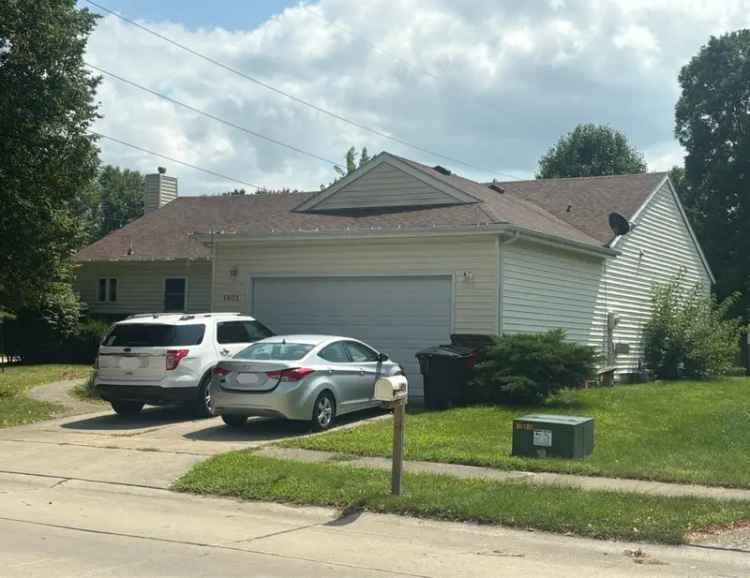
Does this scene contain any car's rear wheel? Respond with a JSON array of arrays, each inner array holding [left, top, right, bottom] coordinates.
[[191, 375, 215, 418], [311, 392, 336, 432], [111, 401, 144, 416], [221, 415, 247, 428]]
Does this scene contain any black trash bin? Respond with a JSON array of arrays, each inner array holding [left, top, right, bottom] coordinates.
[[416, 334, 497, 410], [416, 345, 476, 409]]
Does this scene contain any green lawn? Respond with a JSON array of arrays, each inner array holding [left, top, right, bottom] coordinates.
[[0, 364, 93, 427], [175, 452, 750, 544], [284, 378, 750, 488]]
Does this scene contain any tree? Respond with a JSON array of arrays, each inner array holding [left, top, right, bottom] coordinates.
[[675, 30, 750, 317], [72, 166, 145, 245], [0, 1, 100, 314], [537, 124, 647, 179], [96, 166, 144, 239], [322, 146, 373, 189]]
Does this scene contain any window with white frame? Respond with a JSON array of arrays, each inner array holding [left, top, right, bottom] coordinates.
[[164, 278, 187, 312], [97, 278, 118, 302]]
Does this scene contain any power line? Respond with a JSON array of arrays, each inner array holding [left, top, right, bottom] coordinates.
[[90, 131, 265, 190], [87, 62, 339, 166], [83, 0, 510, 177], [316, 15, 525, 181]]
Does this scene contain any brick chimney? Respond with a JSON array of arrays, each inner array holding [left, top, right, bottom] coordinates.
[[144, 166, 178, 213]]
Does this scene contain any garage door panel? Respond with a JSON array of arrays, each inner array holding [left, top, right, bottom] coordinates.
[[252, 276, 452, 397]]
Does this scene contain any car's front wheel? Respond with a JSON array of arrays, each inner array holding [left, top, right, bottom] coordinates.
[[111, 401, 144, 416], [311, 392, 336, 432], [221, 415, 247, 428]]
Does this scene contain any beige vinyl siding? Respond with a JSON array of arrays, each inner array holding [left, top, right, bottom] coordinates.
[[501, 239, 606, 354], [314, 162, 461, 210], [212, 235, 498, 336], [74, 261, 211, 315], [599, 180, 712, 374]]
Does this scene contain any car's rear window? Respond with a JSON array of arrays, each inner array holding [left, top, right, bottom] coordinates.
[[235, 342, 314, 361], [103, 324, 206, 347]]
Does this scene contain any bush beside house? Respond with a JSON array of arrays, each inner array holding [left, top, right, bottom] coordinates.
[[467, 329, 597, 404], [643, 279, 744, 379]]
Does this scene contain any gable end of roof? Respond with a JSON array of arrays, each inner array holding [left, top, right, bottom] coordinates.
[[293, 152, 481, 213]]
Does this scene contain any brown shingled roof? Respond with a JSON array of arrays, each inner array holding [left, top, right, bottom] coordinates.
[[489, 172, 667, 245], [75, 153, 665, 262]]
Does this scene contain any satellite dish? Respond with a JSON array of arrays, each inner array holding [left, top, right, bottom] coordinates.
[[608, 212, 631, 236]]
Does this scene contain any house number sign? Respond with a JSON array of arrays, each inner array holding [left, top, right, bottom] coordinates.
[[223, 294, 240, 302]]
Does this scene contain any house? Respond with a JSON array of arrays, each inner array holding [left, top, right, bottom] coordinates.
[[74, 152, 713, 395], [75, 168, 213, 319]]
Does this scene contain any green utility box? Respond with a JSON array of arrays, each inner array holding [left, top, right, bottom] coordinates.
[[512, 414, 594, 459]]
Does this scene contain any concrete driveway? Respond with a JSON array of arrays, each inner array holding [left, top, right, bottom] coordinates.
[[0, 405, 350, 488]]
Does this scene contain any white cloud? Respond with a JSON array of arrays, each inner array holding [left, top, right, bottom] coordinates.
[[86, 0, 750, 194], [613, 24, 661, 68]]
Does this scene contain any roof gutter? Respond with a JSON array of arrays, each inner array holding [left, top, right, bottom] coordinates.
[[73, 256, 211, 264], [195, 223, 617, 258]]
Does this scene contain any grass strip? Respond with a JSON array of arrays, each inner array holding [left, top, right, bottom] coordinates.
[[174, 452, 750, 545], [282, 378, 750, 488]]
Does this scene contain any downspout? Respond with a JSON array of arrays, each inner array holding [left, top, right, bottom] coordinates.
[[496, 230, 520, 335]]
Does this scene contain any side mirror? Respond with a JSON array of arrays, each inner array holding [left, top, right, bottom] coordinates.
[[377, 352, 389, 362]]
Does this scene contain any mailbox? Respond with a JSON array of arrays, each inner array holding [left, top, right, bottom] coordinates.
[[374, 375, 408, 402]]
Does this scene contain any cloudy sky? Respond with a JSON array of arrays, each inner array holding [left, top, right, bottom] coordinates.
[[84, 0, 750, 195]]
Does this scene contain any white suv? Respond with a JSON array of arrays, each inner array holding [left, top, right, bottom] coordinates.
[[95, 313, 273, 416]]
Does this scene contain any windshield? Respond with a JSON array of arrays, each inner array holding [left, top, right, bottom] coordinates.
[[103, 324, 206, 347], [234, 342, 314, 361]]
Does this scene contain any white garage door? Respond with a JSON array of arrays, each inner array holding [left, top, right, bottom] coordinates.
[[251, 276, 452, 397]]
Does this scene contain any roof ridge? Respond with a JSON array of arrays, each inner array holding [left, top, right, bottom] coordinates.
[[489, 171, 668, 186], [390, 152, 602, 243], [174, 190, 313, 200]]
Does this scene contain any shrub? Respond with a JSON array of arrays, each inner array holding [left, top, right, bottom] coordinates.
[[66, 319, 110, 364], [467, 329, 598, 405], [3, 285, 110, 364], [643, 279, 744, 379]]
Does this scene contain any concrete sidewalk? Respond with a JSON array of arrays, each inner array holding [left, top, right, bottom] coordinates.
[[259, 446, 750, 502], [1, 470, 747, 577]]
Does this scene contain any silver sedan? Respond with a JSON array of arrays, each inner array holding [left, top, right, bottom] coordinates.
[[211, 335, 403, 430]]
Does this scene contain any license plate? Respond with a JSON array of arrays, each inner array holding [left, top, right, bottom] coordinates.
[[119, 357, 142, 370], [237, 373, 261, 385]]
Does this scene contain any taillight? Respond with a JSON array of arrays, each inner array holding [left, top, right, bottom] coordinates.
[[466, 352, 478, 369], [213, 366, 231, 377], [166, 349, 189, 370], [266, 367, 315, 382]]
